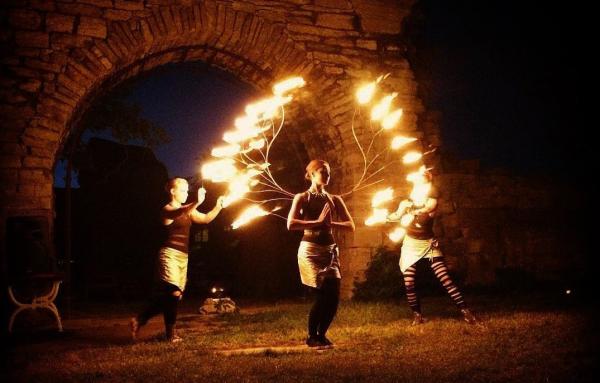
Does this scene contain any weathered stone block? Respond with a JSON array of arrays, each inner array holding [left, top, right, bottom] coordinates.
[[80, 0, 113, 7], [0, 155, 22, 168], [115, 0, 145, 11], [57, 3, 104, 17], [46, 13, 74, 33], [104, 9, 133, 21], [78, 17, 107, 38], [316, 13, 356, 30], [356, 39, 377, 50], [18, 79, 42, 93], [315, 0, 352, 9], [15, 31, 49, 48], [9, 9, 42, 30], [29, 0, 56, 12]]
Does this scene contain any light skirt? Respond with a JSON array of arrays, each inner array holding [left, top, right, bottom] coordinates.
[[399, 236, 442, 273], [297, 241, 340, 288], [157, 247, 188, 291]]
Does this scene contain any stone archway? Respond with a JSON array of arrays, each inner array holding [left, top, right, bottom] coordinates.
[[1, 0, 429, 297]]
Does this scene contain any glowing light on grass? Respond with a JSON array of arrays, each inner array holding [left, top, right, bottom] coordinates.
[[371, 187, 393, 208], [365, 208, 389, 226], [391, 136, 417, 150], [381, 109, 403, 130], [403, 151, 423, 164]]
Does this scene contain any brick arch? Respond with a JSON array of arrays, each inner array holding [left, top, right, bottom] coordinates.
[[2, 0, 426, 297]]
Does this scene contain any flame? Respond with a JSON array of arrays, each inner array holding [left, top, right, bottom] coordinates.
[[391, 136, 417, 150], [371, 93, 398, 121], [406, 165, 429, 184], [410, 183, 431, 207], [211, 144, 241, 158], [201, 159, 238, 183], [365, 208, 389, 226], [231, 205, 269, 229], [388, 227, 406, 242], [372, 187, 393, 208], [234, 115, 259, 131], [245, 95, 292, 119], [381, 108, 403, 130], [356, 74, 388, 104], [249, 138, 266, 150], [402, 151, 422, 164], [356, 82, 377, 104], [273, 76, 306, 96], [223, 128, 260, 144], [400, 213, 414, 227]]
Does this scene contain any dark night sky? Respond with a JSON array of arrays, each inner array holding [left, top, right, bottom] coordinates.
[[54, 1, 585, 187], [410, 0, 585, 176]]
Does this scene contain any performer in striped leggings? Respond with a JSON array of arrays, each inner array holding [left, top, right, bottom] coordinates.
[[389, 171, 478, 325]]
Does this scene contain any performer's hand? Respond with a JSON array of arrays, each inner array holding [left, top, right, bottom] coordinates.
[[399, 200, 413, 211], [318, 204, 332, 226], [216, 196, 225, 209], [197, 187, 206, 205]]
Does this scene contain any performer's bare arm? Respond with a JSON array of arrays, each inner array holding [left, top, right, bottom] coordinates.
[[330, 195, 355, 231], [388, 200, 413, 221], [413, 197, 438, 216], [287, 193, 331, 230], [162, 187, 208, 224], [191, 196, 225, 224]]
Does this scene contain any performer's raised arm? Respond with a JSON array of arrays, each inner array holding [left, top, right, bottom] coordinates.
[[191, 196, 224, 224]]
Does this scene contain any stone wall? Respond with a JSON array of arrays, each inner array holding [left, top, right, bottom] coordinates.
[[1, 0, 424, 297]]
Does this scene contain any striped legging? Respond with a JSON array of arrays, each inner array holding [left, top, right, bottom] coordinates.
[[402, 257, 466, 313]]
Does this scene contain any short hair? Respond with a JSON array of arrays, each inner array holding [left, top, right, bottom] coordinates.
[[165, 177, 187, 193], [304, 159, 330, 180]]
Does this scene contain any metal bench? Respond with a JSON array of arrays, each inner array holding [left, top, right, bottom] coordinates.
[[8, 273, 64, 333]]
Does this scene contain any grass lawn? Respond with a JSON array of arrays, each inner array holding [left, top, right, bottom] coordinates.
[[3, 293, 598, 382]]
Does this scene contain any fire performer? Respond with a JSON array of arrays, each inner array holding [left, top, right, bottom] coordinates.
[[388, 170, 478, 325], [130, 178, 224, 342], [287, 160, 355, 347]]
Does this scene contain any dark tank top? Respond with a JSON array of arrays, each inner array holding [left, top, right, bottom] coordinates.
[[406, 185, 439, 240], [406, 213, 435, 240], [165, 210, 192, 253], [300, 192, 335, 245]]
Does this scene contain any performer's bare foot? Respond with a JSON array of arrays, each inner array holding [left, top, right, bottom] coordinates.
[[129, 317, 140, 341], [166, 325, 183, 343], [411, 312, 425, 326], [461, 308, 479, 325], [306, 335, 324, 348], [318, 335, 334, 347]]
